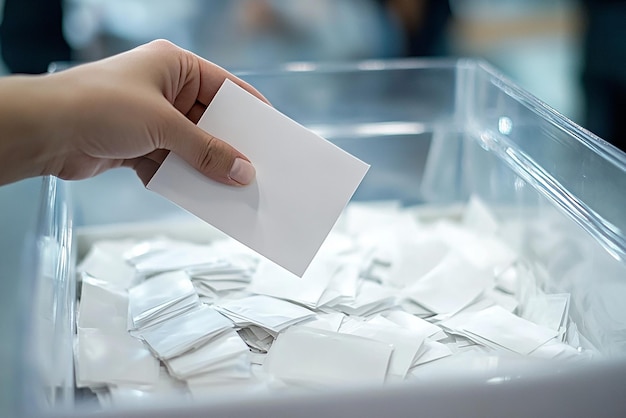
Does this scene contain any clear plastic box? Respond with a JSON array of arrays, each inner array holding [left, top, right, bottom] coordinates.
[[19, 59, 626, 417]]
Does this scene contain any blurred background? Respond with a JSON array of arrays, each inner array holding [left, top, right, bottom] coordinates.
[[2, 0, 625, 148], [0, 0, 625, 413], [4, 0, 624, 130]]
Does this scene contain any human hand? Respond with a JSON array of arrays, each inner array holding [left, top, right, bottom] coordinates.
[[0, 39, 269, 186]]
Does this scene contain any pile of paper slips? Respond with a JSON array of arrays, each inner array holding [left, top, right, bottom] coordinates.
[[74, 196, 596, 407]]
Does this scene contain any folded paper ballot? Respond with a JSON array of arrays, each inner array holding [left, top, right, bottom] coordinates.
[[128, 271, 200, 329], [105, 367, 190, 406], [237, 326, 274, 353], [404, 253, 493, 315], [264, 327, 393, 386], [165, 330, 250, 379], [216, 295, 316, 333], [76, 327, 160, 388], [440, 305, 559, 355], [247, 257, 334, 308], [330, 280, 397, 316], [294, 312, 346, 333], [138, 305, 234, 359], [75, 279, 160, 390], [380, 310, 446, 341], [148, 79, 370, 277], [522, 293, 570, 334], [411, 340, 453, 367], [339, 317, 424, 378], [78, 275, 128, 331], [132, 244, 218, 276], [78, 242, 137, 289]]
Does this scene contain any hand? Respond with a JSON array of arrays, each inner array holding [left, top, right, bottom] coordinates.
[[0, 39, 269, 186]]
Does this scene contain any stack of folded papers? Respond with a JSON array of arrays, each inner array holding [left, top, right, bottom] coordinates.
[[136, 305, 234, 359], [75, 277, 160, 389], [186, 261, 253, 298], [74, 197, 597, 407], [216, 295, 316, 334]]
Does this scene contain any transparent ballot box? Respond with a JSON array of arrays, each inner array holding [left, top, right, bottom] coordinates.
[[20, 59, 626, 417]]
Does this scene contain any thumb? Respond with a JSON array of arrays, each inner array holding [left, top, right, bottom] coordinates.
[[163, 112, 256, 186]]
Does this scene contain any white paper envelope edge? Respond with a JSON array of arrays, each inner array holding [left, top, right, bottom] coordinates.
[[148, 79, 370, 277]]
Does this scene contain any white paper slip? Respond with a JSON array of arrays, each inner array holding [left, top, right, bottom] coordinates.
[[340, 317, 424, 378], [380, 310, 444, 340], [78, 244, 136, 289], [435, 222, 518, 272], [147, 79, 370, 277], [76, 328, 159, 388], [404, 253, 492, 315], [522, 293, 570, 332], [108, 367, 191, 405], [331, 280, 397, 316], [132, 244, 218, 276], [460, 306, 558, 355], [166, 330, 250, 379], [264, 327, 392, 386], [128, 271, 202, 331], [343, 200, 403, 237], [386, 237, 450, 288], [412, 340, 453, 367], [78, 276, 128, 331], [238, 327, 274, 352], [247, 257, 334, 308], [317, 260, 360, 307], [138, 305, 233, 359], [216, 295, 315, 333], [528, 338, 582, 360], [295, 312, 346, 333], [462, 195, 499, 236]]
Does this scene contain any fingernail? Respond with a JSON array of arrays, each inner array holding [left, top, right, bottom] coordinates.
[[229, 158, 256, 185]]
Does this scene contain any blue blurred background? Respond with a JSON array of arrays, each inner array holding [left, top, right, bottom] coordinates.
[[0, 0, 596, 122], [0, 0, 625, 414]]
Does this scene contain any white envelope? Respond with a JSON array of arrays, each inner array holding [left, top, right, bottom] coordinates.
[[147, 79, 370, 277]]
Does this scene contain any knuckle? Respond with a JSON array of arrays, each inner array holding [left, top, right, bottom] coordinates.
[[196, 135, 218, 172], [147, 39, 176, 51]]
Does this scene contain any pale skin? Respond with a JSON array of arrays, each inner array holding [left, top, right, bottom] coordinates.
[[0, 39, 268, 187]]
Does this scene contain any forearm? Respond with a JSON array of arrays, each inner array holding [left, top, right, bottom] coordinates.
[[0, 75, 66, 185]]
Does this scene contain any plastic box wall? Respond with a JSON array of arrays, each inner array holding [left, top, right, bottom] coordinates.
[[18, 59, 626, 417]]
